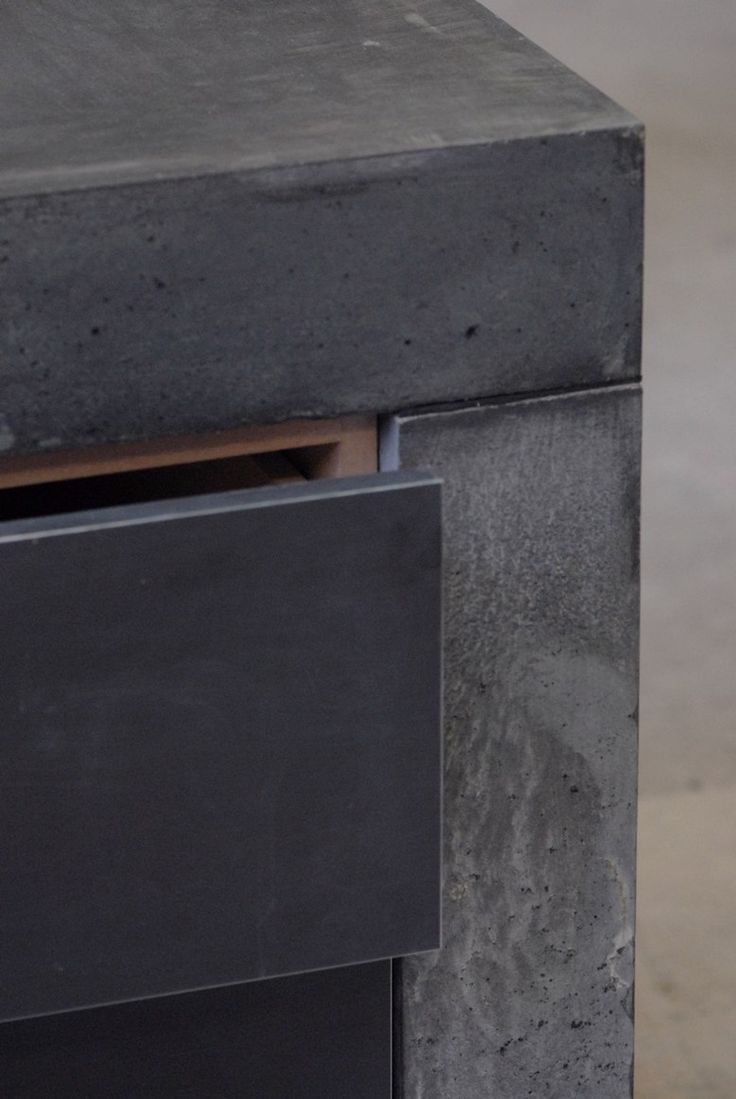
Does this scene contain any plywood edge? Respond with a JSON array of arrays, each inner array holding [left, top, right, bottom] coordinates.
[[0, 416, 377, 490]]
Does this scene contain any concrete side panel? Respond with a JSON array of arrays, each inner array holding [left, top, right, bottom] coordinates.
[[386, 385, 640, 1098]]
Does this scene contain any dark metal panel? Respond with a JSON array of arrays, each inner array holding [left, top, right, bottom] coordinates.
[[0, 472, 441, 1021], [0, 961, 392, 1099], [386, 388, 640, 1098]]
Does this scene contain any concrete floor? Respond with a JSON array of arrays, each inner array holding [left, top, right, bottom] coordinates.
[[483, 2, 736, 1093]]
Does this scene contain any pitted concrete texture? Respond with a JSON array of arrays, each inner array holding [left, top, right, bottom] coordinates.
[[388, 385, 640, 1097], [0, 1, 641, 459]]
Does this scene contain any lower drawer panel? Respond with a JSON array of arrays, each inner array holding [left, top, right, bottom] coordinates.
[[0, 962, 391, 1099]]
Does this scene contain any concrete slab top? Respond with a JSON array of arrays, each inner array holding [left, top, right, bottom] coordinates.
[[0, 0, 642, 460], [0, 0, 636, 200]]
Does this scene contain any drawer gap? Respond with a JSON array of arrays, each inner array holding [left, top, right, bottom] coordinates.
[[0, 416, 376, 521]]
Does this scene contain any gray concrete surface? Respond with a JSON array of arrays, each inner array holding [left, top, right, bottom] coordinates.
[[0, 132, 640, 458], [390, 387, 640, 1097], [0, 0, 636, 196], [0, 0, 641, 461], [485, 1, 736, 1093]]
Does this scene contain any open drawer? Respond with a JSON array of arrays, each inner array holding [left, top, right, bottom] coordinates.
[[0, 461, 442, 1022]]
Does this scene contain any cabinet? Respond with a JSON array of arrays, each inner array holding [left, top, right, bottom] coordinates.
[[0, 1, 641, 1094]]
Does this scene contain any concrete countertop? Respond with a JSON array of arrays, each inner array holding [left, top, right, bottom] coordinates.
[[0, 0, 642, 458], [2, 0, 633, 197]]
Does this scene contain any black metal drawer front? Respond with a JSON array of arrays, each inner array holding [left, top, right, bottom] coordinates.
[[0, 471, 441, 1021]]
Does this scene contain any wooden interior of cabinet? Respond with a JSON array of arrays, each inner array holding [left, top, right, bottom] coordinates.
[[0, 416, 377, 520]]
